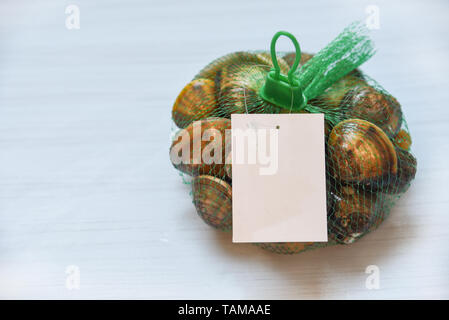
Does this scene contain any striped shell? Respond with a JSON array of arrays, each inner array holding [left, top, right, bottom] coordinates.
[[343, 84, 402, 137], [257, 242, 314, 254], [172, 79, 217, 129], [328, 186, 381, 244], [393, 129, 412, 151], [312, 74, 366, 110], [224, 151, 232, 180], [328, 119, 398, 187], [384, 148, 417, 194], [217, 52, 290, 116], [195, 51, 287, 82], [169, 117, 230, 179], [282, 51, 314, 68], [195, 51, 269, 81], [192, 175, 232, 231]]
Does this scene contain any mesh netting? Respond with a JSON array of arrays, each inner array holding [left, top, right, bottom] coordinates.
[[169, 23, 417, 254]]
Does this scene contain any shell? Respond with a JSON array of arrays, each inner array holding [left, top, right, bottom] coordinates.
[[224, 151, 232, 180], [383, 148, 417, 194], [217, 53, 291, 116], [172, 79, 218, 129], [192, 175, 232, 231], [282, 51, 314, 68], [342, 84, 402, 137], [194, 51, 286, 82], [218, 63, 270, 116], [328, 185, 381, 244], [324, 120, 333, 138], [328, 119, 398, 187], [311, 74, 366, 110], [169, 117, 230, 179], [256, 51, 287, 68], [257, 242, 314, 254], [394, 129, 412, 151]]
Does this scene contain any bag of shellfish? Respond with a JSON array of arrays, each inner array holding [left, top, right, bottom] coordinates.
[[169, 22, 417, 254]]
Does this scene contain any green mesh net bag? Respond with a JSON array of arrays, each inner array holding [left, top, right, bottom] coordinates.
[[169, 22, 417, 254]]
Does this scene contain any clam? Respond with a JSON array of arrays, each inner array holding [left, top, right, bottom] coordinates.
[[282, 51, 314, 68], [324, 120, 333, 138], [311, 74, 366, 110], [194, 51, 284, 82], [192, 175, 232, 231], [170, 117, 230, 179], [328, 119, 398, 187], [257, 242, 314, 254], [393, 129, 412, 151], [217, 52, 291, 116], [218, 63, 270, 116], [342, 84, 402, 137], [384, 148, 417, 194], [172, 79, 218, 129], [328, 185, 382, 244], [256, 51, 287, 68], [224, 149, 232, 180]]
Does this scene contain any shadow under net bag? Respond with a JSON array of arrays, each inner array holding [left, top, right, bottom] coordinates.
[[169, 22, 417, 254]]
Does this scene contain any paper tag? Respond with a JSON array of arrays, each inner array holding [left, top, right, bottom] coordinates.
[[231, 114, 327, 243]]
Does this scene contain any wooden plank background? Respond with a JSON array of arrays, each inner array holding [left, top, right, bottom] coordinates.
[[0, 0, 448, 299]]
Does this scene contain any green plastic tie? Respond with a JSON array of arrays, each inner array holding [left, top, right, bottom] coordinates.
[[260, 23, 375, 116], [259, 31, 306, 112]]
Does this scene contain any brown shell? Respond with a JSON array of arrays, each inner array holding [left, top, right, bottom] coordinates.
[[328, 119, 398, 186], [328, 185, 381, 244], [393, 129, 412, 151], [311, 74, 366, 110], [383, 148, 417, 194], [217, 63, 268, 115], [343, 84, 402, 137], [257, 242, 314, 254], [192, 175, 232, 230], [216, 53, 290, 116], [194, 51, 287, 82], [170, 117, 230, 179], [282, 51, 314, 67], [172, 79, 218, 129], [219, 62, 268, 95], [325, 121, 332, 138], [224, 151, 232, 180], [256, 51, 289, 69]]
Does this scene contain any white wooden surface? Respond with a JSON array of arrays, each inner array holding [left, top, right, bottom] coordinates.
[[0, 0, 448, 299]]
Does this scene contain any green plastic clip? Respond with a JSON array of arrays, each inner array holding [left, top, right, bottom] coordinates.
[[259, 31, 306, 111]]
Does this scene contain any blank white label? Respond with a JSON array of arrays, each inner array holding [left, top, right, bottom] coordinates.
[[232, 113, 327, 243]]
